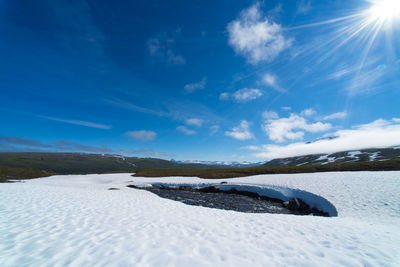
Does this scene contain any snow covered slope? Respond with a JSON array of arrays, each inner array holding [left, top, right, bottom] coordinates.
[[171, 159, 265, 167], [263, 147, 400, 166], [1, 172, 399, 266]]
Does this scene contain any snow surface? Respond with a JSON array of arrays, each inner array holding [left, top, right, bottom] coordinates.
[[316, 154, 329, 161], [347, 151, 362, 158], [1, 171, 400, 266], [369, 152, 380, 161]]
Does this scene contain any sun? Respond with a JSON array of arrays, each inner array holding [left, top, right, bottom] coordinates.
[[367, 0, 400, 23]]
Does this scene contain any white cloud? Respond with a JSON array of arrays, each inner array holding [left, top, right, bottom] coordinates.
[[233, 88, 263, 102], [219, 92, 230, 100], [262, 111, 279, 120], [262, 73, 285, 92], [262, 114, 332, 142], [125, 130, 157, 141], [225, 120, 254, 140], [184, 77, 206, 93], [301, 108, 316, 117], [323, 111, 347, 120], [186, 118, 203, 127], [227, 2, 292, 64], [209, 125, 220, 135], [281, 106, 291, 111], [254, 118, 400, 159], [177, 126, 196, 135]]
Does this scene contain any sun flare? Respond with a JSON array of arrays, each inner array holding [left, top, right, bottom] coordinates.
[[367, 0, 400, 23]]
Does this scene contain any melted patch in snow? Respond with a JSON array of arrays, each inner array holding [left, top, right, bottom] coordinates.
[[137, 182, 338, 216]]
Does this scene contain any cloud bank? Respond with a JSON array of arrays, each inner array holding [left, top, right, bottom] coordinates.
[[263, 113, 332, 142], [253, 118, 400, 159]]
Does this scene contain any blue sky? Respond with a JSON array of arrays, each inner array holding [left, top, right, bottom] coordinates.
[[1, 0, 399, 162]]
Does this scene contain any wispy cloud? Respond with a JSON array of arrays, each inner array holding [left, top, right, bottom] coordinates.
[[130, 148, 174, 158], [209, 125, 220, 135], [125, 130, 157, 142], [227, 2, 292, 64], [296, 0, 312, 15], [177, 126, 196, 135], [219, 92, 230, 101], [323, 111, 347, 120], [254, 118, 400, 159], [147, 31, 186, 65], [166, 50, 186, 65], [225, 120, 254, 140], [107, 98, 222, 125], [39, 116, 112, 129], [226, 88, 263, 102], [327, 64, 357, 80], [262, 113, 332, 142], [53, 141, 113, 153], [262, 111, 279, 120], [300, 108, 316, 117], [0, 137, 113, 153], [106, 99, 168, 117], [184, 77, 206, 93], [0, 136, 175, 157], [0, 136, 50, 148], [241, 145, 260, 151], [262, 73, 285, 92], [281, 106, 291, 111], [186, 118, 203, 127], [346, 65, 386, 95]]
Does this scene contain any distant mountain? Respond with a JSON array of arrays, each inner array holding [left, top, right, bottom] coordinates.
[[0, 152, 212, 177], [170, 159, 265, 168], [263, 147, 400, 167]]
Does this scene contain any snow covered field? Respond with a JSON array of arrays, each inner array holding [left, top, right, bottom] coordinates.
[[1, 171, 399, 266]]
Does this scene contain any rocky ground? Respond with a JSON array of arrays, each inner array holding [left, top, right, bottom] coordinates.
[[127, 184, 328, 216]]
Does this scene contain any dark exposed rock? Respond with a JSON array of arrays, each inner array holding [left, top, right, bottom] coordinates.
[[285, 197, 329, 216], [220, 181, 228, 184], [197, 186, 219, 193], [108, 188, 120, 190], [127, 184, 330, 216], [288, 198, 301, 210], [178, 186, 193, 191]]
